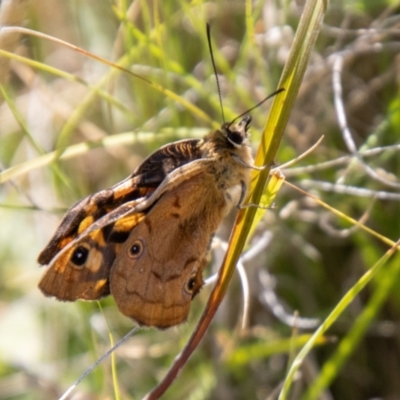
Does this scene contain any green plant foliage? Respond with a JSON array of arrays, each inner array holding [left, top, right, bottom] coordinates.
[[0, 0, 399, 399]]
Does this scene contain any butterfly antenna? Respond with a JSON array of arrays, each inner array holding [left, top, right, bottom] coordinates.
[[229, 88, 285, 126], [206, 23, 225, 124]]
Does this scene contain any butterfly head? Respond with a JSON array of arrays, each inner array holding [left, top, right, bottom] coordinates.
[[222, 115, 251, 148]]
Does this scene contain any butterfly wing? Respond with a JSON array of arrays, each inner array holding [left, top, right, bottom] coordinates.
[[37, 139, 202, 265], [110, 171, 228, 328], [38, 139, 203, 301], [38, 209, 147, 300]]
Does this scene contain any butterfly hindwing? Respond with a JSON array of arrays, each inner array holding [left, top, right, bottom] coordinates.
[[110, 172, 227, 328]]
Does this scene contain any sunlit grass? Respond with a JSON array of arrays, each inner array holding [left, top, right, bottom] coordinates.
[[0, 0, 399, 399]]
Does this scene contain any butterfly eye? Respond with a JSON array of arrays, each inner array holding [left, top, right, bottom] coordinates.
[[71, 246, 89, 267], [128, 240, 144, 258], [226, 115, 251, 146]]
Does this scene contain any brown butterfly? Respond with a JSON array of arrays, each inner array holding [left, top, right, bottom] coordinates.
[[38, 116, 254, 328]]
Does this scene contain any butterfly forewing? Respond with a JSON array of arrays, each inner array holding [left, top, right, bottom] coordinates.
[[39, 207, 146, 300], [37, 139, 203, 266]]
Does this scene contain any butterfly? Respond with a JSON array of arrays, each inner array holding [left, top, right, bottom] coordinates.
[[38, 116, 254, 328]]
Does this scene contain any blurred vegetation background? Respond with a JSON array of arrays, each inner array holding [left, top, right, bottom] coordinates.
[[0, 0, 399, 399]]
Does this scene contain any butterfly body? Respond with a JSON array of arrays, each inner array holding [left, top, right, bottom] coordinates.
[[38, 116, 253, 328]]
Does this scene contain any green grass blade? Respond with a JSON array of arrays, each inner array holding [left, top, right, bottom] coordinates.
[[279, 241, 400, 399]]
